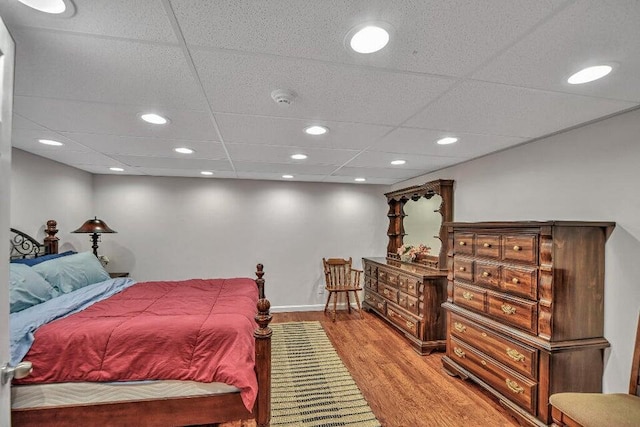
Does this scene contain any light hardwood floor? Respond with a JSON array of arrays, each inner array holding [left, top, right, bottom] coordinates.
[[223, 310, 520, 427]]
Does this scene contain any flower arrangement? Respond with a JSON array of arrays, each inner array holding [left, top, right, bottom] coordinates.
[[397, 244, 431, 262]]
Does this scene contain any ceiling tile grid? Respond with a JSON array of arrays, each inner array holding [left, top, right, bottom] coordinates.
[[1, 0, 638, 184]]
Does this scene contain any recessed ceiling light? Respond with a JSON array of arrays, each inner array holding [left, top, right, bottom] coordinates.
[[391, 160, 406, 165], [200, 171, 214, 176], [437, 137, 458, 145], [109, 167, 124, 172], [348, 24, 390, 54], [38, 139, 64, 146], [282, 174, 294, 179], [291, 154, 307, 160], [174, 147, 194, 154], [304, 125, 328, 136], [140, 113, 168, 125], [567, 65, 613, 84], [17, 0, 75, 16], [355, 177, 366, 182]]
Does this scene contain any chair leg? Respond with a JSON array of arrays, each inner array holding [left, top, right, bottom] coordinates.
[[352, 290, 363, 319], [333, 290, 338, 321], [324, 291, 332, 314], [346, 291, 351, 313]]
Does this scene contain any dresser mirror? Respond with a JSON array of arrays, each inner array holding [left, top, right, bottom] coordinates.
[[385, 179, 454, 271]]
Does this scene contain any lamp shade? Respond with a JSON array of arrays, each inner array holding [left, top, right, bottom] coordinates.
[[72, 217, 117, 234]]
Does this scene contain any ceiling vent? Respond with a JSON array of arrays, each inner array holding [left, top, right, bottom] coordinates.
[[271, 89, 295, 106]]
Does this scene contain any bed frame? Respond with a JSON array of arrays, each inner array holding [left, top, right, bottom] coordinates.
[[9, 221, 272, 427]]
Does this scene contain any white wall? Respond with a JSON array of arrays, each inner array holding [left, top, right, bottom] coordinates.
[[393, 107, 640, 394], [10, 149, 93, 252], [92, 175, 389, 311]]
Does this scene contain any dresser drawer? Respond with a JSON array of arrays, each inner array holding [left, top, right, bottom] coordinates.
[[378, 268, 388, 283], [386, 272, 399, 287], [364, 275, 378, 292], [454, 232, 474, 255], [364, 262, 376, 277], [503, 234, 538, 265], [405, 277, 421, 297], [406, 295, 419, 315], [449, 338, 537, 414], [488, 293, 538, 334], [453, 283, 486, 313], [474, 261, 501, 289], [502, 266, 537, 300], [449, 313, 537, 379], [379, 284, 398, 304], [453, 258, 473, 282], [476, 234, 501, 259], [387, 306, 420, 337], [365, 291, 386, 314]]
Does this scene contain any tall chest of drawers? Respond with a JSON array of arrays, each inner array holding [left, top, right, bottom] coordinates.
[[363, 257, 448, 355], [441, 221, 614, 426]]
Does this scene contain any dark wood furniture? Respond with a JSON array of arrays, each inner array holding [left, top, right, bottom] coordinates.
[[322, 257, 363, 321], [108, 272, 129, 278], [441, 221, 615, 426], [549, 313, 640, 427], [9, 222, 272, 427], [363, 179, 454, 354]]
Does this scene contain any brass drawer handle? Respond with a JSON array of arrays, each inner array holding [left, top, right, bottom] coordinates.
[[406, 321, 415, 329], [513, 245, 521, 251], [481, 332, 487, 337], [512, 278, 520, 284], [506, 379, 524, 394], [459, 241, 466, 246], [409, 302, 415, 308], [408, 285, 415, 290], [506, 348, 526, 362], [481, 360, 487, 366], [482, 271, 490, 277], [459, 267, 466, 271], [462, 291, 474, 300], [483, 243, 491, 248], [453, 322, 466, 333], [377, 303, 383, 309], [501, 304, 516, 315], [453, 347, 465, 358]]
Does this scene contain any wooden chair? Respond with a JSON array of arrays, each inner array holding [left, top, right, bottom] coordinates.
[[322, 257, 363, 321], [549, 313, 640, 426]]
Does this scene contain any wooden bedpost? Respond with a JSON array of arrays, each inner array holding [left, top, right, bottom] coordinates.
[[254, 263, 272, 427], [44, 219, 59, 254]]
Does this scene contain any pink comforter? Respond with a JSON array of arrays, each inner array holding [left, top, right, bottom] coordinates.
[[17, 278, 259, 410]]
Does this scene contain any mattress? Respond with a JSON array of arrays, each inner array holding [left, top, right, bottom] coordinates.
[[11, 380, 240, 409]]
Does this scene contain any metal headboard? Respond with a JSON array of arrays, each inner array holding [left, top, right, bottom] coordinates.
[[9, 220, 59, 260]]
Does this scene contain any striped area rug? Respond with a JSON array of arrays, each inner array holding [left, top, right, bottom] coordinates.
[[271, 321, 381, 427]]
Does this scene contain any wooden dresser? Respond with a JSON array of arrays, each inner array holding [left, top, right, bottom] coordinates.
[[362, 257, 447, 355], [441, 221, 615, 426]]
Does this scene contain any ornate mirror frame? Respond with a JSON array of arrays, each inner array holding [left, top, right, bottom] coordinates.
[[385, 179, 454, 271]]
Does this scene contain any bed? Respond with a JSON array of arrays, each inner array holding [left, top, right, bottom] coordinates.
[[8, 221, 272, 427]]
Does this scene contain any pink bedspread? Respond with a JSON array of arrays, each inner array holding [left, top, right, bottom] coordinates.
[[17, 278, 259, 410]]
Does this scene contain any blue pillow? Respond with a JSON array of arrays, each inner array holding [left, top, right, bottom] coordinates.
[[32, 251, 110, 294], [9, 264, 60, 313], [11, 250, 77, 266]]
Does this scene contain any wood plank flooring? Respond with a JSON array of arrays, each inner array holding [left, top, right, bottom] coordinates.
[[223, 310, 520, 427]]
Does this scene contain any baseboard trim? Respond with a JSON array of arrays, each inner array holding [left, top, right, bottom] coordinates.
[[271, 303, 359, 313]]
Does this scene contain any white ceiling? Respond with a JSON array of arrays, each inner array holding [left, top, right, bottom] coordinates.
[[2, 0, 639, 185]]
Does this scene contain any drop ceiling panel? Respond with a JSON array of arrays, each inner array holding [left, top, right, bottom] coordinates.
[[323, 175, 396, 185], [110, 155, 234, 171], [26, 149, 120, 167], [173, 0, 567, 76], [405, 80, 638, 137], [225, 143, 359, 166], [137, 168, 237, 179], [12, 114, 46, 131], [12, 128, 94, 153], [236, 172, 329, 182], [375, 127, 528, 157], [215, 113, 393, 150], [333, 166, 429, 180], [191, 49, 455, 126], [12, 29, 205, 109], [14, 97, 217, 141], [0, 0, 178, 43], [233, 162, 336, 175], [345, 150, 463, 170], [59, 133, 228, 159], [472, 1, 640, 103], [79, 165, 146, 175]]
